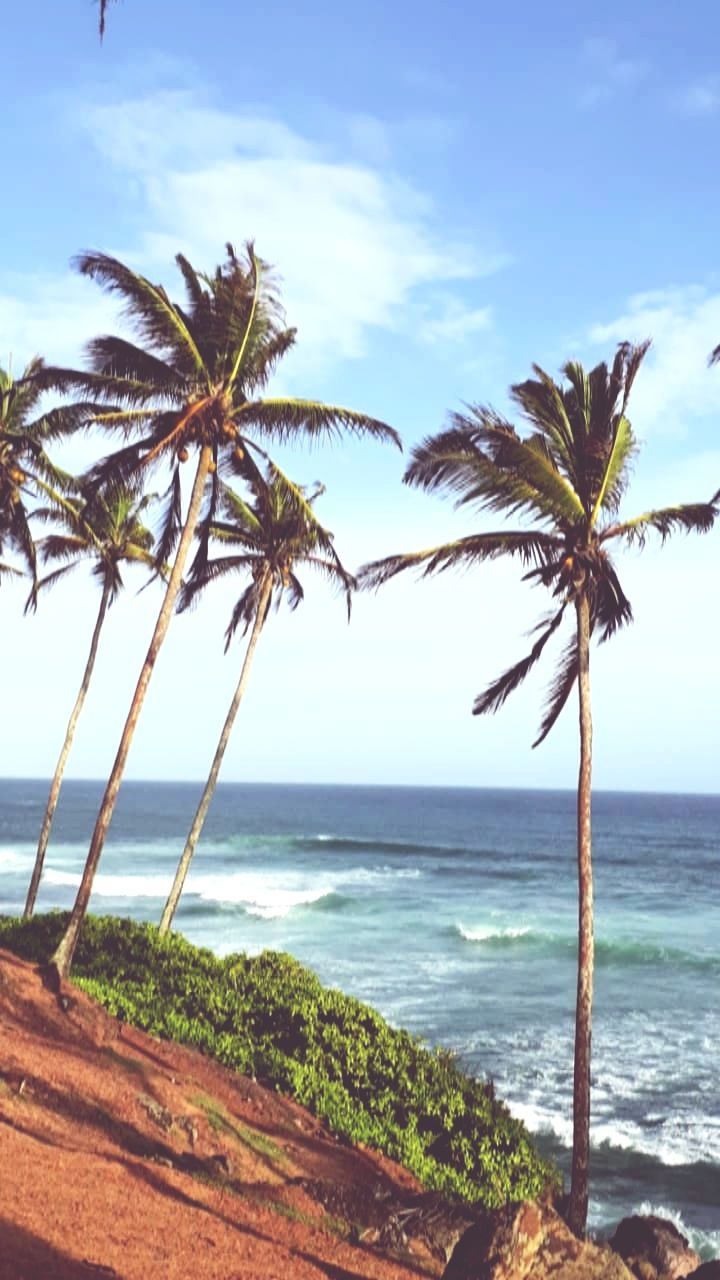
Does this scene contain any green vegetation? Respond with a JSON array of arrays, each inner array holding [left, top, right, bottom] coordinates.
[[0, 912, 558, 1208]]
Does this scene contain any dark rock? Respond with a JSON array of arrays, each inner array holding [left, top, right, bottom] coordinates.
[[610, 1215, 702, 1280], [443, 1200, 635, 1280], [683, 1265, 720, 1279]]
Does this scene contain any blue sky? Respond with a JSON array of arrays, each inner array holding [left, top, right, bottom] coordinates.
[[2, 0, 719, 791]]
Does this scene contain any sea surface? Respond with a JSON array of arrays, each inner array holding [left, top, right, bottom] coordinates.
[[1, 780, 718, 1254]]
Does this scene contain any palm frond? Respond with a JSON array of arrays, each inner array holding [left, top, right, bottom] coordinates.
[[85, 337, 187, 400], [295, 553, 355, 619], [153, 468, 183, 572], [533, 637, 579, 747], [0, 560, 23, 581], [359, 530, 560, 591], [605, 502, 716, 547], [235, 398, 401, 448], [589, 414, 637, 525], [511, 366, 577, 476], [98, 0, 117, 39], [73, 252, 206, 378], [224, 579, 268, 649], [178, 553, 260, 612], [37, 534, 88, 565], [592, 558, 633, 642], [35, 561, 84, 594], [473, 604, 567, 716], [405, 423, 585, 526]]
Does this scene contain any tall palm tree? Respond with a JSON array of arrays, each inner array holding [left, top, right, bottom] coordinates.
[[159, 457, 353, 934], [0, 359, 80, 605], [39, 243, 399, 979], [360, 342, 716, 1236], [23, 482, 157, 918]]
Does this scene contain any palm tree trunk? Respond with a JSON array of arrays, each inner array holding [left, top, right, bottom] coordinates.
[[50, 446, 213, 980], [24, 577, 112, 919], [158, 572, 272, 936], [568, 590, 594, 1238]]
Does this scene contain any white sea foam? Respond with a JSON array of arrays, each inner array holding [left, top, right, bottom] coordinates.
[[45, 869, 172, 899], [194, 874, 335, 919], [43, 862, 410, 920], [0, 848, 29, 873], [457, 923, 532, 942]]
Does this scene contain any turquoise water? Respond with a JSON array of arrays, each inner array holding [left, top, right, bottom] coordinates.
[[1, 780, 718, 1253]]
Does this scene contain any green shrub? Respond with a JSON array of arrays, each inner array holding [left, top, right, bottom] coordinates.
[[0, 912, 559, 1207]]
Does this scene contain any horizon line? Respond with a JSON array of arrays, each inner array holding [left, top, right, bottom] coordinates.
[[2, 776, 719, 800]]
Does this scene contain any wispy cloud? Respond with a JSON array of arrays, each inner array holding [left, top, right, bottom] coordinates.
[[589, 285, 720, 436], [673, 78, 720, 117], [416, 296, 493, 346], [0, 87, 506, 378], [578, 37, 649, 108], [71, 89, 502, 373]]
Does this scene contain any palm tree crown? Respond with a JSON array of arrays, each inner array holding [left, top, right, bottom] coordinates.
[[35, 481, 156, 603], [0, 359, 79, 602], [362, 341, 714, 741], [39, 242, 398, 567], [182, 455, 353, 645]]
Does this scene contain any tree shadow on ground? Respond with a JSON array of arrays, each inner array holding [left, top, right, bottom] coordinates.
[[0, 1217, 123, 1279]]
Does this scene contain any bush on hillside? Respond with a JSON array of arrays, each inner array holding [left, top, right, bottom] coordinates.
[[0, 912, 559, 1206]]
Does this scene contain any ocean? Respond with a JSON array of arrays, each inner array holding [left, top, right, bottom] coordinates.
[[1, 779, 718, 1254]]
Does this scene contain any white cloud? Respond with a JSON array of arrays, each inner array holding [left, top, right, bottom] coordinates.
[[578, 37, 648, 108], [62, 89, 503, 371], [417, 295, 493, 346], [589, 286, 720, 436], [0, 89, 504, 380], [674, 78, 720, 117]]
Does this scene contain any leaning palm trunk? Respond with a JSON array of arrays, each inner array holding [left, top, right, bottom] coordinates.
[[50, 446, 213, 979], [568, 590, 594, 1237], [24, 578, 113, 918], [158, 571, 273, 935]]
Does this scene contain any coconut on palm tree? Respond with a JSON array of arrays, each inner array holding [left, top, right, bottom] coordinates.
[[23, 482, 157, 918], [159, 455, 354, 934], [0, 358, 81, 605], [39, 242, 399, 979], [360, 342, 716, 1236]]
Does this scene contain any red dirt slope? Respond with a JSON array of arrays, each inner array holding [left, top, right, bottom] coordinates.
[[0, 947, 444, 1280]]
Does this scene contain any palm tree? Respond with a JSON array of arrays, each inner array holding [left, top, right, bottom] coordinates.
[[39, 243, 399, 979], [360, 342, 716, 1236], [0, 358, 80, 605], [23, 482, 157, 918], [159, 457, 353, 934]]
